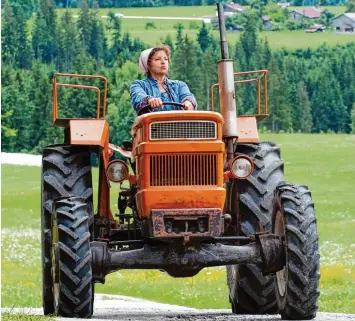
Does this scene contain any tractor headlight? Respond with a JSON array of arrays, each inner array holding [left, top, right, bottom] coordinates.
[[230, 156, 253, 179], [107, 160, 129, 183]]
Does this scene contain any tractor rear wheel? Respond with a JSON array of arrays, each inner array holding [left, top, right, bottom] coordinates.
[[52, 197, 93, 318], [41, 145, 93, 315], [226, 142, 284, 314], [273, 184, 320, 320]]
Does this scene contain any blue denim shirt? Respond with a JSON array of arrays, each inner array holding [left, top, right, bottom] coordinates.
[[130, 77, 197, 113]]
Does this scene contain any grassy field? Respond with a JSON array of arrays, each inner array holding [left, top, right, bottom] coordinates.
[[2, 133, 355, 313], [26, 5, 354, 50]]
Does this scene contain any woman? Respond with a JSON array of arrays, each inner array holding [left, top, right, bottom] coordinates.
[[130, 45, 197, 114]]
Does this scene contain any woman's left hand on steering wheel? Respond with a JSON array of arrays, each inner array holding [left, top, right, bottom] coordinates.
[[183, 101, 194, 110]]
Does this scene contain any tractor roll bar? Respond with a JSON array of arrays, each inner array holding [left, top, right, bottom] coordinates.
[[52, 73, 108, 126], [209, 70, 269, 119]]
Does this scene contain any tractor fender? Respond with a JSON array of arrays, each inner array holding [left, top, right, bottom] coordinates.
[[68, 119, 109, 147]]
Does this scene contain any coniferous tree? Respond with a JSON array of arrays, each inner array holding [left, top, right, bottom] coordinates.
[[1, 1, 18, 66], [77, 0, 92, 52], [267, 59, 292, 132], [107, 11, 122, 64], [32, 0, 57, 63], [297, 81, 312, 133], [57, 10, 81, 71], [197, 22, 211, 53], [171, 35, 203, 108], [15, 8, 33, 69]]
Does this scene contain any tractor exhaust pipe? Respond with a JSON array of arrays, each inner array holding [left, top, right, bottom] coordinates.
[[217, 3, 238, 163]]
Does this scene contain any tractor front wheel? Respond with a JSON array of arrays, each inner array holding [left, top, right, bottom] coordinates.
[[41, 145, 93, 315], [52, 197, 94, 318], [226, 142, 284, 314], [273, 184, 320, 320]]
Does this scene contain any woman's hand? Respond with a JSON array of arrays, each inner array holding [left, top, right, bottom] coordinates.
[[183, 100, 194, 110], [148, 97, 163, 108]]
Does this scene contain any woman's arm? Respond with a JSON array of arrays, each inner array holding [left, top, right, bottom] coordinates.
[[130, 80, 153, 112], [178, 81, 198, 110]]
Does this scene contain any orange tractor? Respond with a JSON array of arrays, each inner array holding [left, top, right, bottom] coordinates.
[[41, 3, 320, 319]]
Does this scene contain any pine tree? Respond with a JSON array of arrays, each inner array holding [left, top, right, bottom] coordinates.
[[297, 81, 312, 133], [267, 59, 292, 132], [15, 8, 33, 69], [108, 11, 122, 64], [1, 1, 18, 66], [32, 0, 57, 63], [174, 23, 184, 47], [77, 0, 92, 52], [171, 35, 203, 109], [197, 22, 211, 52], [57, 10, 81, 71]]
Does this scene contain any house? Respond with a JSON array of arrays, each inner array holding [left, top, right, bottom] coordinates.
[[215, 3, 246, 17], [305, 24, 326, 32], [278, 2, 291, 9], [332, 13, 355, 32], [262, 15, 273, 30], [288, 8, 323, 21]]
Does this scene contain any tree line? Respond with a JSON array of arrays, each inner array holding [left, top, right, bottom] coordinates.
[[1, 0, 355, 153]]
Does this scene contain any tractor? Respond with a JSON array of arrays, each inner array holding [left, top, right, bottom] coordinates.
[[41, 3, 320, 319]]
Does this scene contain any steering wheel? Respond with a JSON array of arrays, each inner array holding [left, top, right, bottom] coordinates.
[[137, 102, 185, 116]]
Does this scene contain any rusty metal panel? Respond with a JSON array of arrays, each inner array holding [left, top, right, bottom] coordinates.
[[151, 208, 223, 238], [69, 119, 109, 147], [237, 116, 259, 143]]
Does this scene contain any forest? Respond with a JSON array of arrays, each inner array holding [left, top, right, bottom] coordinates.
[[1, 0, 355, 154]]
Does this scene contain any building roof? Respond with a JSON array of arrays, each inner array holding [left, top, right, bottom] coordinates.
[[291, 7, 323, 18], [344, 13, 355, 21], [332, 12, 355, 22], [225, 3, 245, 12], [262, 15, 271, 21]]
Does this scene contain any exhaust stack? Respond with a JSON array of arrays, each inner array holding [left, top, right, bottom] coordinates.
[[216, 3, 238, 149]]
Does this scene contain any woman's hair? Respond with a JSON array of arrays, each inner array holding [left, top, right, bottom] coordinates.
[[147, 45, 171, 77]]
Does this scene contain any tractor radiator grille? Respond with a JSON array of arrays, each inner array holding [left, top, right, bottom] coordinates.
[[150, 154, 218, 186], [150, 121, 216, 140]]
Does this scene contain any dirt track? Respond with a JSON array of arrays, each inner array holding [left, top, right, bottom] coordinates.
[[3, 294, 355, 321]]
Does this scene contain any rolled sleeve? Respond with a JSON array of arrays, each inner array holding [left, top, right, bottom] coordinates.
[[178, 81, 198, 110], [130, 80, 152, 112]]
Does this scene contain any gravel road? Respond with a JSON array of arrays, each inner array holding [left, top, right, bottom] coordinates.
[[3, 294, 355, 321]]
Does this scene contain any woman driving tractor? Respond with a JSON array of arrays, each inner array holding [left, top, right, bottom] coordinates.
[[130, 45, 197, 115]]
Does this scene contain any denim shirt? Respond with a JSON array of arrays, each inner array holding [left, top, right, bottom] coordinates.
[[130, 77, 197, 113]]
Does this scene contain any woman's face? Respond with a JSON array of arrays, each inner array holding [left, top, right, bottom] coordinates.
[[148, 50, 169, 76]]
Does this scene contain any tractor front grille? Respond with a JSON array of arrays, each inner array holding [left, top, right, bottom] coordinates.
[[150, 154, 218, 186], [150, 121, 216, 140]]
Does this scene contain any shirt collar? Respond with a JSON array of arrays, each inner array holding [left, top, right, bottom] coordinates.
[[147, 76, 170, 85]]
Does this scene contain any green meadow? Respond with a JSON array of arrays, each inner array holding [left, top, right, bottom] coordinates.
[[27, 5, 354, 50], [2, 133, 355, 313]]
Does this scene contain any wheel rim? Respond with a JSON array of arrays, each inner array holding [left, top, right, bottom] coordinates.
[[274, 210, 287, 297], [51, 218, 60, 312]]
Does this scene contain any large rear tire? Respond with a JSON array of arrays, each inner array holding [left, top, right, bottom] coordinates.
[[273, 184, 320, 320], [52, 197, 93, 318], [41, 145, 93, 315], [226, 142, 284, 314]]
